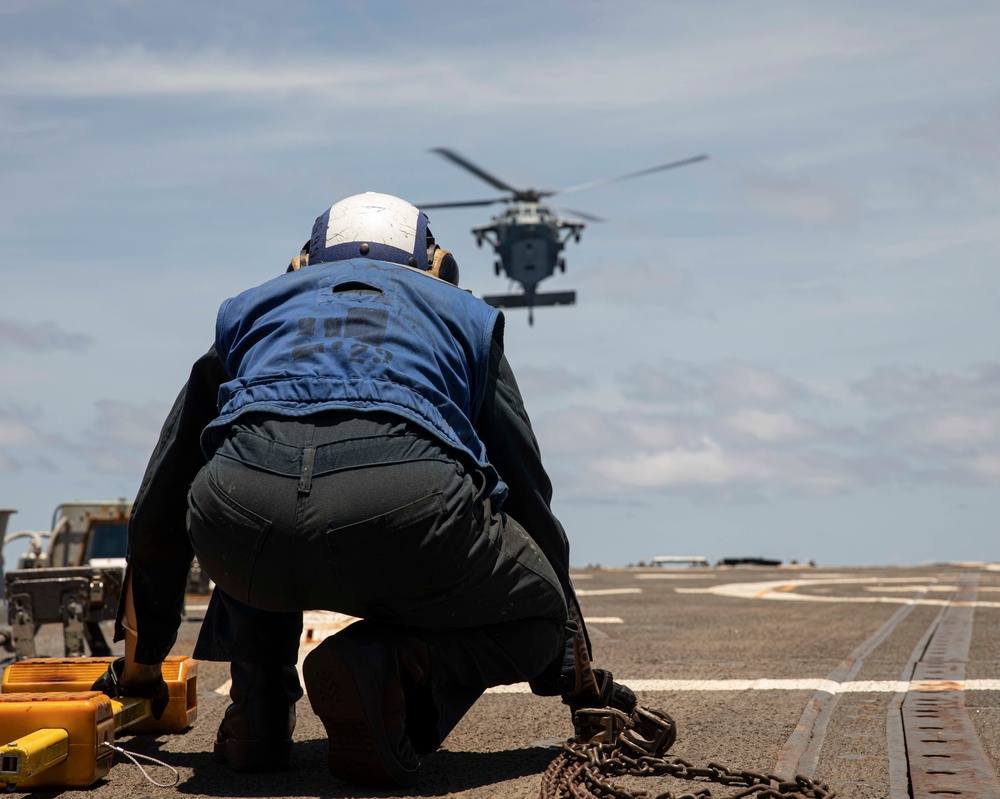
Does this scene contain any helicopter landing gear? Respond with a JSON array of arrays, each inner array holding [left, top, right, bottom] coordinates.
[[494, 261, 501, 276], [558, 258, 566, 273]]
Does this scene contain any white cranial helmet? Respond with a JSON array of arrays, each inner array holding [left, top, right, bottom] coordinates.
[[308, 192, 431, 270]]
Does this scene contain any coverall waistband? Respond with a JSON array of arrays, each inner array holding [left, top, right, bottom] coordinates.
[[213, 411, 460, 479]]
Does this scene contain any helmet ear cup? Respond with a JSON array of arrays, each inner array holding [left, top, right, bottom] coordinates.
[[286, 241, 311, 273], [428, 246, 460, 286]]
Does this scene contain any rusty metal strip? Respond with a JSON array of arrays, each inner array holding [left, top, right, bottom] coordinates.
[[886, 599, 949, 799], [902, 580, 1000, 797]]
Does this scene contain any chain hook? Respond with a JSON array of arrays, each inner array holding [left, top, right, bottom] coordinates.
[[619, 705, 677, 757]]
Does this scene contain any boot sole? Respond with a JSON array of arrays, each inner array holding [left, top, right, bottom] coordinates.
[[213, 738, 293, 772], [303, 636, 419, 787]]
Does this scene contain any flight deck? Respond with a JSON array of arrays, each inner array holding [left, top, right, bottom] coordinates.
[[6, 562, 1000, 798]]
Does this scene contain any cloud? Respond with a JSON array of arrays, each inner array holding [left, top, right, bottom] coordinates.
[[77, 399, 169, 473], [593, 437, 770, 488], [855, 363, 1000, 410], [581, 261, 702, 311], [535, 359, 1000, 501], [819, 297, 895, 317], [893, 413, 999, 448], [722, 408, 816, 443], [876, 220, 1000, 260], [0, 399, 167, 478], [0, 111, 89, 155], [908, 104, 1000, 158], [970, 454, 1000, 479], [0, 17, 890, 110], [0, 408, 64, 471], [742, 173, 857, 224], [0, 411, 47, 447], [586, 437, 877, 498], [536, 402, 864, 498], [0, 47, 522, 108], [621, 359, 809, 409], [712, 363, 807, 406], [0, 319, 93, 352], [617, 362, 694, 406], [858, 366, 1000, 487], [0, 48, 343, 98], [535, 407, 626, 456], [512, 364, 591, 399]]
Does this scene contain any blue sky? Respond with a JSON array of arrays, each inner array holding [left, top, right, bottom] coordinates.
[[1, 1, 998, 568]]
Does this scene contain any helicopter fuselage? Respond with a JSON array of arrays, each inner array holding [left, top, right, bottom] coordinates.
[[473, 202, 584, 295]]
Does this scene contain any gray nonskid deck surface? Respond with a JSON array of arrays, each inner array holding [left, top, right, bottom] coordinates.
[[8, 563, 1000, 798]]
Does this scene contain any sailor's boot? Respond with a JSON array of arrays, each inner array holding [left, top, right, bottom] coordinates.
[[303, 622, 433, 787], [214, 662, 303, 772]]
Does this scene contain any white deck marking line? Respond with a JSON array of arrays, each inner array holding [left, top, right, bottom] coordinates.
[[584, 617, 623, 624], [575, 588, 643, 596], [636, 572, 857, 580], [215, 677, 1000, 697], [867, 584, 1000, 592], [678, 576, 938, 597], [481, 678, 1000, 695], [677, 576, 1000, 608]]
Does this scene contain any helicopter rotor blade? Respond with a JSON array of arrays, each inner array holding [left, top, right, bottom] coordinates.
[[554, 154, 709, 196], [559, 207, 605, 223], [417, 198, 507, 210], [430, 148, 522, 194]]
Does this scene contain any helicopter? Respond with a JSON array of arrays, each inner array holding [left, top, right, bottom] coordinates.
[[420, 148, 708, 324]]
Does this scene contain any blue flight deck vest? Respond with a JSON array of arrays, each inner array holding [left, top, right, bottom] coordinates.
[[203, 259, 506, 499]]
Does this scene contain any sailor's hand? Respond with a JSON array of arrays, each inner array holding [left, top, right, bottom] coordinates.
[[91, 656, 170, 720]]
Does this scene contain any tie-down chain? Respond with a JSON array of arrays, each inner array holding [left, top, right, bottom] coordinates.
[[540, 705, 836, 799]]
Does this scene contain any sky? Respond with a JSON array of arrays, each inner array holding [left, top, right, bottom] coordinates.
[[1, 1, 998, 569]]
